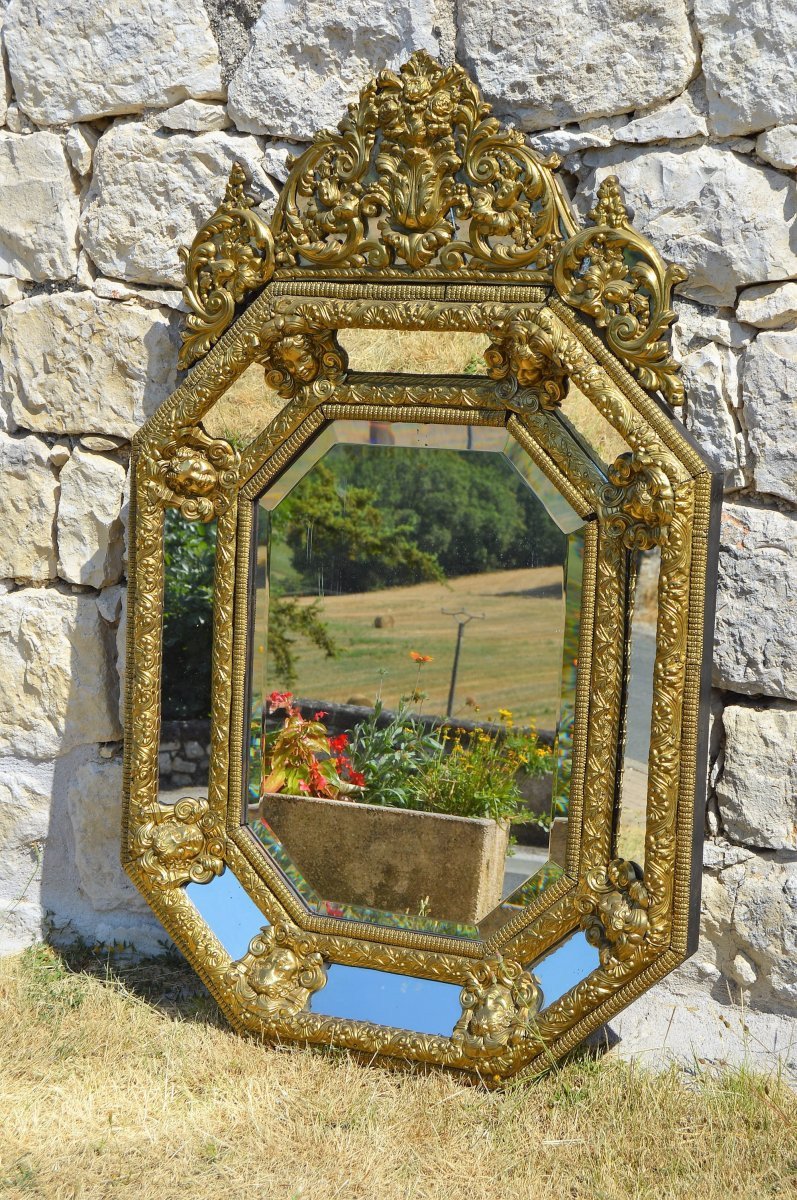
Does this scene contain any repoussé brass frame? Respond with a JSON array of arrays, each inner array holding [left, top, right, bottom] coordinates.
[[122, 52, 720, 1083]]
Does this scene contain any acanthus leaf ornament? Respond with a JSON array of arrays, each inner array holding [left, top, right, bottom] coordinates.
[[227, 922, 327, 1021], [179, 162, 275, 369], [144, 427, 240, 521], [452, 954, 542, 1058], [577, 859, 651, 978], [131, 797, 226, 888], [552, 176, 687, 406], [600, 450, 675, 550]]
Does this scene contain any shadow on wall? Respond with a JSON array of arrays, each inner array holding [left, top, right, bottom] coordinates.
[[0, 440, 175, 956], [30, 319, 184, 956]]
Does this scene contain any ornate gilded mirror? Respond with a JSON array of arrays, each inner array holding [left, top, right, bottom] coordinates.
[[123, 52, 720, 1083]]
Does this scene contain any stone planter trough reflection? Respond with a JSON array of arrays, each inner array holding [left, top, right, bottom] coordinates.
[[257, 792, 511, 925]]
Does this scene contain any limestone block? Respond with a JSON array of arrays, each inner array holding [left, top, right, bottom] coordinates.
[[528, 121, 621, 159], [0, 431, 58, 581], [0, 292, 181, 437], [457, 0, 697, 132], [0, 14, 10, 127], [66, 755, 147, 911], [673, 300, 753, 357], [736, 282, 797, 329], [608, 972, 797, 1079], [0, 132, 80, 283], [64, 124, 98, 177], [0, 589, 121, 758], [694, 0, 797, 135], [57, 447, 127, 588], [756, 125, 797, 171], [740, 329, 797, 505], [714, 503, 797, 701], [4, 102, 36, 134], [583, 145, 797, 306], [227, 0, 439, 140], [716, 703, 797, 850], [615, 93, 708, 143], [0, 278, 24, 307], [160, 99, 232, 131], [702, 856, 797, 1011], [3, 0, 223, 124], [262, 139, 307, 184], [681, 342, 745, 490], [0, 760, 51, 953], [81, 123, 278, 286], [48, 440, 71, 469]]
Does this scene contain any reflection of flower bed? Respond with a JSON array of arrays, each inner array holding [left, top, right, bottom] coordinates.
[[254, 690, 555, 826], [250, 691, 557, 924]]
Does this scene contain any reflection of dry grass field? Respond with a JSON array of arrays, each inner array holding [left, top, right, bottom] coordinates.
[[256, 565, 565, 728], [206, 329, 630, 466], [3, 947, 794, 1200]]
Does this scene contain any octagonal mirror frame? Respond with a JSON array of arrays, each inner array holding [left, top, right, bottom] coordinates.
[[122, 52, 721, 1084]]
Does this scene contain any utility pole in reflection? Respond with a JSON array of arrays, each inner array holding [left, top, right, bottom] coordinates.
[[442, 607, 484, 718]]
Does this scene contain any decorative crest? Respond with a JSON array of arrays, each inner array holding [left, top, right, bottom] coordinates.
[[227, 923, 327, 1021], [178, 54, 686, 407], [274, 50, 570, 275], [179, 162, 274, 368], [553, 176, 687, 405], [452, 954, 542, 1058]]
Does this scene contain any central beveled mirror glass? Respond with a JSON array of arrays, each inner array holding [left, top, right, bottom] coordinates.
[[122, 51, 720, 1083], [244, 416, 584, 937]]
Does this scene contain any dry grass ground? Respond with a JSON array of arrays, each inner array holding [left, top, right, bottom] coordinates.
[[2, 946, 795, 1200]]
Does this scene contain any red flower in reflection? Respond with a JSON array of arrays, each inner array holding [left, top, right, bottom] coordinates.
[[267, 690, 294, 713], [329, 733, 349, 753], [314, 710, 328, 721]]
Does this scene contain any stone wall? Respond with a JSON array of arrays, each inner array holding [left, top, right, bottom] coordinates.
[[0, 0, 795, 1066]]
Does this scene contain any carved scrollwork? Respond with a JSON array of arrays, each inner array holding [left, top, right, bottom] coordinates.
[[600, 450, 675, 550], [130, 797, 226, 888], [577, 859, 651, 977], [273, 50, 572, 276], [553, 176, 687, 406], [452, 954, 542, 1058], [227, 922, 327, 1021], [484, 306, 572, 411], [179, 162, 275, 368], [261, 324, 348, 400], [144, 427, 240, 521]]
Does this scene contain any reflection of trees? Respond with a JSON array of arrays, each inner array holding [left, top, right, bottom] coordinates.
[[162, 511, 216, 719], [277, 447, 566, 595], [268, 595, 338, 688], [279, 461, 444, 595]]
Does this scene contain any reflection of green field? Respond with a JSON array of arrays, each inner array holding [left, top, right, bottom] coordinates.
[[256, 565, 565, 728]]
